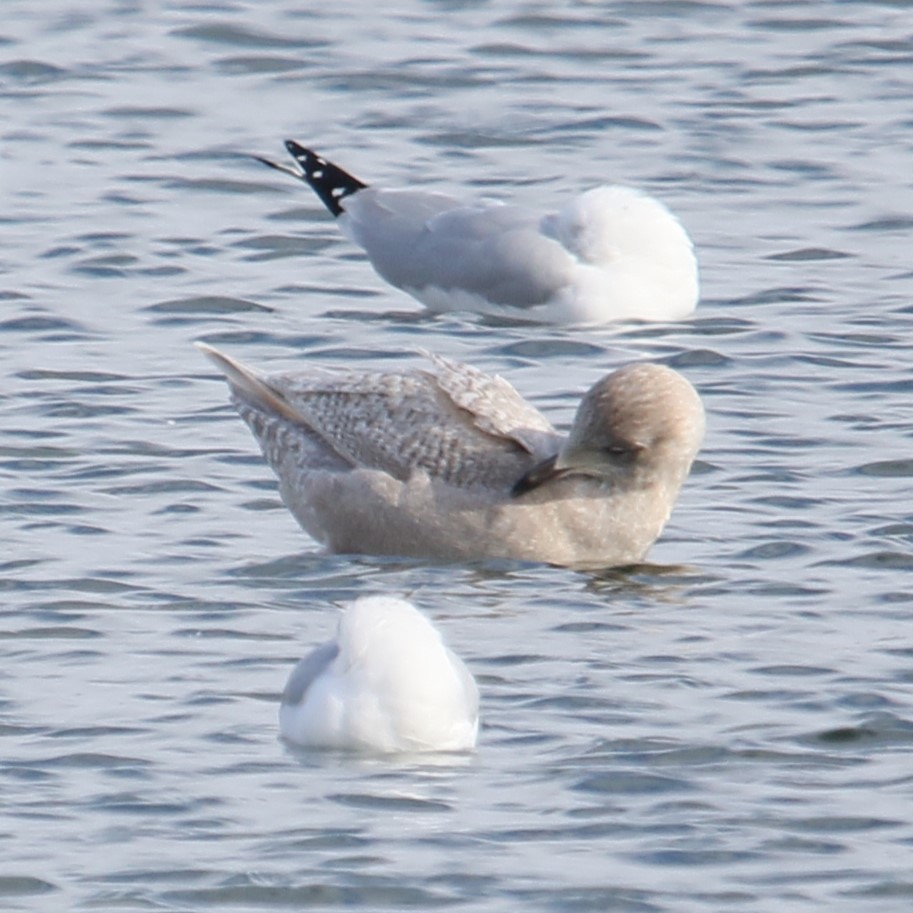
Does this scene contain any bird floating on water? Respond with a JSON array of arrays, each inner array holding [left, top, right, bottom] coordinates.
[[197, 343, 705, 569], [256, 141, 699, 325], [279, 595, 479, 753]]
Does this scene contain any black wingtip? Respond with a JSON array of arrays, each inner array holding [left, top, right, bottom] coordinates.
[[281, 141, 368, 217]]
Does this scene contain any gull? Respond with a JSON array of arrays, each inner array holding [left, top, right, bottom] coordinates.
[[256, 141, 699, 324], [197, 344, 705, 569], [280, 596, 479, 753]]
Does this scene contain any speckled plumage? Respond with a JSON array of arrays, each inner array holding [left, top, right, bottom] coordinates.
[[198, 345, 705, 568]]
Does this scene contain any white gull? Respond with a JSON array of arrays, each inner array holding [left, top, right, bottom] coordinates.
[[280, 595, 478, 753], [256, 141, 699, 325], [197, 344, 705, 569]]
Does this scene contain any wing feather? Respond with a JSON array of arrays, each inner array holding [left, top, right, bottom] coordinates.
[[200, 345, 559, 490]]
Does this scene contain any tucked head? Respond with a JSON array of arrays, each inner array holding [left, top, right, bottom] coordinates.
[[568, 362, 703, 465], [513, 363, 704, 495], [279, 595, 479, 753], [546, 186, 693, 266]]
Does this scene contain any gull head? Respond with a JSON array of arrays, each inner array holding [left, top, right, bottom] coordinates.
[[549, 186, 694, 268], [513, 363, 704, 496]]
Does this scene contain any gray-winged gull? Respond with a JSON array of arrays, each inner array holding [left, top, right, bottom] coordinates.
[[197, 344, 705, 569], [256, 141, 699, 324], [279, 595, 478, 753]]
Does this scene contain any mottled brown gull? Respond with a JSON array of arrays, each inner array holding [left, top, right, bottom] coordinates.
[[197, 344, 705, 568], [279, 595, 478, 753], [256, 141, 699, 325]]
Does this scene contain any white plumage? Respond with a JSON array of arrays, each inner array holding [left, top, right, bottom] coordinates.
[[279, 596, 479, 753], [257, 142, 699, 324]]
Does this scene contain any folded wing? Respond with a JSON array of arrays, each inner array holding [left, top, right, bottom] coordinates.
[[198, 345, 558, 491]]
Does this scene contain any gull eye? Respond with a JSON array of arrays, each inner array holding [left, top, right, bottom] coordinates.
[[603, 441, 645, 461]]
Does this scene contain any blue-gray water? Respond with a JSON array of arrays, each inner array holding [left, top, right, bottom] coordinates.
[[3, 2, 913, 910]]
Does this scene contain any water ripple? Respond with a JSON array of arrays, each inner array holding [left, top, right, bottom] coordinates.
[[4, 1, 913, 911]]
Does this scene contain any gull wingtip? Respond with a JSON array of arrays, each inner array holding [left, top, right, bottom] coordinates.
[[253, 151, 303, 179], [193, 341, 241, 378]]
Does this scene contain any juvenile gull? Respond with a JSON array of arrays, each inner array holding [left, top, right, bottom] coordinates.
[[256, 141, 699, 325], [197, 344, 705, 568], [280, 595, 479, 753]]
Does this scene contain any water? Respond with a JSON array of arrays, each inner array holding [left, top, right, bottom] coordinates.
[[3, 1, 913, 910]]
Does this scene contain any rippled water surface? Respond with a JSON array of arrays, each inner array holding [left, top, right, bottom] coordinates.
[[4, 1, 913, 910]]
